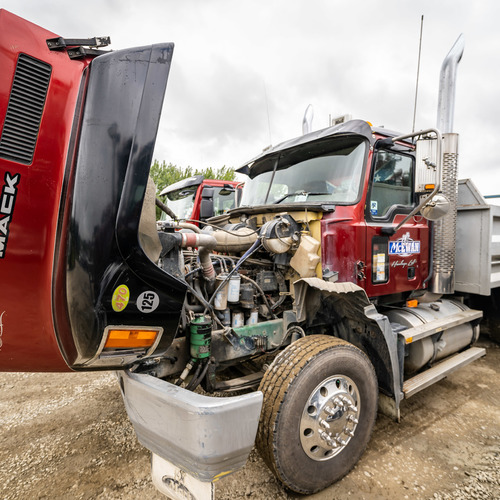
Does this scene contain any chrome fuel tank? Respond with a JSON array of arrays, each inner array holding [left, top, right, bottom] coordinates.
[[386, 299, 479, 374]]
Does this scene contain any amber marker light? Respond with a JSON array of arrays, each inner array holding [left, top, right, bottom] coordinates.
[[424, 184, 435, 190], [104, 328, 159, 349]]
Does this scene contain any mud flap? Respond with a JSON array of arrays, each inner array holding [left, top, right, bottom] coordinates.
[[152, 454, 214, 500]]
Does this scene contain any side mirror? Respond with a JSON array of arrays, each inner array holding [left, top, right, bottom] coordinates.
[[420, 193, 450, 221], [219, 185, 235, 196], [415, 137, 440, 193]]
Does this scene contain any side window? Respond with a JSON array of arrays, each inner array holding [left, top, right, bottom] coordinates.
[[369, 150, 413, 218], [212, 186, 237, 216]]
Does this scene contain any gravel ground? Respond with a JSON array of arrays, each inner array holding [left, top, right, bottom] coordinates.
[[0, 337, 499, 500]]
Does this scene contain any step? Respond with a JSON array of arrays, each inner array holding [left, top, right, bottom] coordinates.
[[400, 309, 483, 344], [403, 346, 486, 398]]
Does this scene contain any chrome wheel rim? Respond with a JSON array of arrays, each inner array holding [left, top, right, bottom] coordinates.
[[300, 375, 360, 461]]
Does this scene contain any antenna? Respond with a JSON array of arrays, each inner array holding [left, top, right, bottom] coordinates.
[[302, 104, 314, 135], [412, 15, 424, 134]]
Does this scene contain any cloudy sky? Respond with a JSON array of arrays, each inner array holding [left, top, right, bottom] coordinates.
[[3, 0, 500, 195]]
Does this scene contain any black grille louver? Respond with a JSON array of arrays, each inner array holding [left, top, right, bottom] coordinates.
[[0, 54, 52, 165]]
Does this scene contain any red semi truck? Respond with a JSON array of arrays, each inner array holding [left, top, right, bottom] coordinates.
[[158, 175, 240, 225], [1, 10, 499, 499]]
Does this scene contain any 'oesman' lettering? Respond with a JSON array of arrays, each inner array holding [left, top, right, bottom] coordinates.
[[0, 172, 21, 258]]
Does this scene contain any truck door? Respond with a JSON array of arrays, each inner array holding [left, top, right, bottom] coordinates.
[[364, 147, 429, 298], [198, 184, 238, 221]]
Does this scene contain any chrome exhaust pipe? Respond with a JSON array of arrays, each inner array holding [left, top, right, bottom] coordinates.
[[431, 35, 464, 294], [437, 34, 464, 134]]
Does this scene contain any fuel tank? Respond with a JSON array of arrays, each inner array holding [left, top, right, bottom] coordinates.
[[385, 299, 479, 374], [0, 10, 186, 371]]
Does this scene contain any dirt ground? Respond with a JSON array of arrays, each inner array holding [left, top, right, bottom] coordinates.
[[0, 336, 499, 500]]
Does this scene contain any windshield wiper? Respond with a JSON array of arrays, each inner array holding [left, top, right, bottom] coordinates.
[[273, 191, 330, 204]]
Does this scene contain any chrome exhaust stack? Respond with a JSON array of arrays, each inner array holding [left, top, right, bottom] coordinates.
[[430, 35, 464, 295]]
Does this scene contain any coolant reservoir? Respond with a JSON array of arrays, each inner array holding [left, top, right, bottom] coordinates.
[[290, 234, 320, 278]]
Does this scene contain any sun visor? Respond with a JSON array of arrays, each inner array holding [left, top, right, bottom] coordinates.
[[238, 119, 374, 176]]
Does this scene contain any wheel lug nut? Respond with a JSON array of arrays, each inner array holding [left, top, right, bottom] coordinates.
[[326, 437, 336, 448], [347, 415, 359, 424], [345, 429, 355, 437], [319, 430, 329, 442], [319, 418, 330, 430], [324, 405, 335, 415]]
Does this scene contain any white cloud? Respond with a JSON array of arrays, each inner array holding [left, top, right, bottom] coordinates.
[[3, 0, 500, 194]]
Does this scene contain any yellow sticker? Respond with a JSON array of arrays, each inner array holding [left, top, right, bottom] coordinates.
[[112, 285, 130, 312]]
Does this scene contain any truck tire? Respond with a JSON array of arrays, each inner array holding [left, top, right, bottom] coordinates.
[[256, 335, 378, 494]]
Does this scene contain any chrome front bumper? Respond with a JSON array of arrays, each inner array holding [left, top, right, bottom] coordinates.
[[117, 370, 263, 482]]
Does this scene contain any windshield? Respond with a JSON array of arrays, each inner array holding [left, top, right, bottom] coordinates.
[[160, 185, 198, 221], [159, 184, 237, 221], [240, 136, 367, 207]]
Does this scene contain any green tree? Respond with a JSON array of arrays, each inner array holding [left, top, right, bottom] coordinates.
[[149, 160, 236, 196]]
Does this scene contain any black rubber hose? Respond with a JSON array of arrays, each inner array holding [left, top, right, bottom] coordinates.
[[187, 358, 210, 391], [185, 360, 203, 391], [156, 197, 177, 220]]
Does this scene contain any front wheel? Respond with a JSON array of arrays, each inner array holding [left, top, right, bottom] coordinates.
[[256, 335, 378, 494]]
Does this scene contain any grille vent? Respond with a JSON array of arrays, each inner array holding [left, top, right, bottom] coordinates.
[[0, 54, 52, 165]]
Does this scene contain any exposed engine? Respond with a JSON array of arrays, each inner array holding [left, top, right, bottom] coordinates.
[[151, 210, 323, 388], [162, 212, 320, 321]]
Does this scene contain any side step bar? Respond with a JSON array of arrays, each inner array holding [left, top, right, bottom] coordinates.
[[400, 309, 483, 344], [403, 346, 486, 398]]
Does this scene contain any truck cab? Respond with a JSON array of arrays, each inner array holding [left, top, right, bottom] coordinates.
[[158, 175, 240, 224]]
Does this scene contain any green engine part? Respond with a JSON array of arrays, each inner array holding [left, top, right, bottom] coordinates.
[[190, 315, 212, 359]]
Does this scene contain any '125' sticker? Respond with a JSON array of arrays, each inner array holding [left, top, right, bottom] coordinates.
[[137, 291, 159, 313]]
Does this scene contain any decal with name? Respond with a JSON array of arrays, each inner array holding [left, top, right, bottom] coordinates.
[[389, 232, 420, 257], [0, 172, 21, 259], [391, 258, 418, 269]]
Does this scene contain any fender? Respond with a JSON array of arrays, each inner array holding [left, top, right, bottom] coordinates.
[[294, 278, 403, 413]]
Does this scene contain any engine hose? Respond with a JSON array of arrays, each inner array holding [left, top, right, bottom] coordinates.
[[187, 358, 210, 391], [184, 281, 225, 329], [185, 266, 202, 278], [186, 219, 259, 237], [175, 359, 195, 386], [185, 359, 203, 391], [155, 197, 177, 220]]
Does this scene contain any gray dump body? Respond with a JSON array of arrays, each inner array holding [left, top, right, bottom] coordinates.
[[455, 178, 500, 295]]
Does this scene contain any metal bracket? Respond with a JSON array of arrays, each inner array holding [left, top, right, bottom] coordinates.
[[67, 47, 110, 59], [46, 36, 111, 59], [47, 36, 111, 49]]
